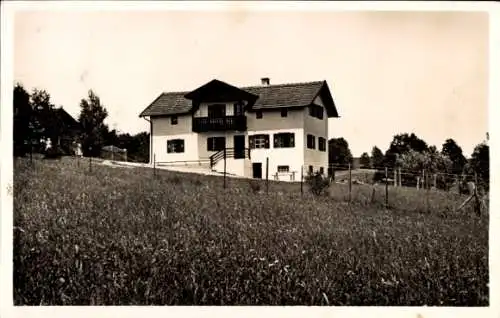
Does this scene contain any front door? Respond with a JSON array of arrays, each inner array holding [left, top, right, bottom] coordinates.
[[234, 135, 245, 159], [252, 162, 262, 179]]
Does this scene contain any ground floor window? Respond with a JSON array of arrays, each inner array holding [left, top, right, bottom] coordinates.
[[319, 167, 324, 174], [309, 165, 313, 174], [249, 134, 270, 149], [277, 165, 290, 173], [167, 139, 184, 153], [207, 136, 226, 151], [274, 133, 295, 148]]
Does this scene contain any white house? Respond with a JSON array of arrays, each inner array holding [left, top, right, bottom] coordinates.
[[139, 78, 339, 181]]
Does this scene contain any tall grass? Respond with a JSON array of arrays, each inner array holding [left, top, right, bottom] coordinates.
[[13, 157, 488, 305]]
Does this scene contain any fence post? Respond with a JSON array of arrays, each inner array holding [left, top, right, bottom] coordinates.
[[416, 176, 420, 190], [385, 167, 389, 208], [394, 168, 397, 187], [348, 163, 352, 203], [29, 140, 33, 166], [223, 149, 227, 189], [89, 156, 92, 173], [422, 169, 425, 190], [433, 174, 437, 189], [153, 154, 156, 177], [398, 168, 402, 187], [474, 172, 478, 191], [300, 165, 304, 196], [266, 157, 269, 194]]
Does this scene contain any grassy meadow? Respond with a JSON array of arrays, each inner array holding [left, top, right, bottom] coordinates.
[[13, 157, 489, 305]]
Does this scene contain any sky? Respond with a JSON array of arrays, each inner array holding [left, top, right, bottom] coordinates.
[[13, 9, 489, 157]]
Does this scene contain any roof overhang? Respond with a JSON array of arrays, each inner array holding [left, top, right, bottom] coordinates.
[[311, 81, 339, 118]]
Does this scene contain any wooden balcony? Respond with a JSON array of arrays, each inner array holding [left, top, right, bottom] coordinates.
[[192, 115, 247, 132]]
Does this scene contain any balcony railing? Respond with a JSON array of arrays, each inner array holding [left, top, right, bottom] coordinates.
[[192, 115, 247, 132]]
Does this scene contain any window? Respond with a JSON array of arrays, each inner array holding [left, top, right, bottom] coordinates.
[[309, 165, 313, 174], [167, 139, 184, 153], [171, 116, 178, 125], [319, 167, 324, 175], [208, 104, 226, 118], [309, 105, 324, 119], [307, 134, 316, 149], [207, 136, 225, 151], [281, 109, 288, 117], [278, 165, 289, 173], [318, 137, 326, 152], [233, 102, 244, 116], [274, 133, 295, 148], [256, 110, 263, 119], [249, 134, 270, 149]]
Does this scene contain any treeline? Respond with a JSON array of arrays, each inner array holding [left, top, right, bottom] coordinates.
[[328, 133, 489, 192], [13, 83, 149, 163]]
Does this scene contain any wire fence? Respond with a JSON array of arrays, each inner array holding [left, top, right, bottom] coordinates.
[[23, 153, 489, 217]]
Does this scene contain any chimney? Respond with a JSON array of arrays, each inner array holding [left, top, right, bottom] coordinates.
[[261, 77, 270, 86]]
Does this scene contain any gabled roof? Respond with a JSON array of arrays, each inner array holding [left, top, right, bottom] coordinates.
[[54, 107, 81, 131], [139, 79, 339, 118], [139, 91, 191, 117], [242, 81, 324, 109]]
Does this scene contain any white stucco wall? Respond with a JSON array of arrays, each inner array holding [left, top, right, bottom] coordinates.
[[197, 131, 248, 159], [248, 128, 304, 181], [247, 108, 304, 131], [152, 133, 199, 163], [303, 95, 328, 174], [151, 115, 199, 163]]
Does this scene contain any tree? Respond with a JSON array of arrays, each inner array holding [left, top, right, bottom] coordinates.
[[397, 148, 452, 189], [30, 88, 57, 151], [78, 90, 109, 157], [328, 137, 353, 170], [441, 138, 467, 175], [468, 142, 489, 191], [371, 146, 384, 168], [359, 152, 371, 169], [384, 133, 428, 167], [13, 84, 32, 156]]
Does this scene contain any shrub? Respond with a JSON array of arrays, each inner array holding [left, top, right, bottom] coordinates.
[[248, 180, 261, 193], [305, 171, 330, 196]]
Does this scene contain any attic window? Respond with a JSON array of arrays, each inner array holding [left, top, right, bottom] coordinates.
[[171, 116, 178, 125], [281, 109, 288, 117], [309, 105, 324, 120], [256, 111, 263, 119]]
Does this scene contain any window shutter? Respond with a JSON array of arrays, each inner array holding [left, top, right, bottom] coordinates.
[[265, 135, 270, 148], [273, 134, 278, 148], [180, 140, 184, 152], [249, 136, 255, 149], [290, 134, 295, 147]]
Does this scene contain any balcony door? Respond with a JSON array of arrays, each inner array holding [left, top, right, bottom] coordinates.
[[207, 104, 226, 118]]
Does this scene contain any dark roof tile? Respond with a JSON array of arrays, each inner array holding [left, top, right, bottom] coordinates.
[[139, 80, 336, 117]]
